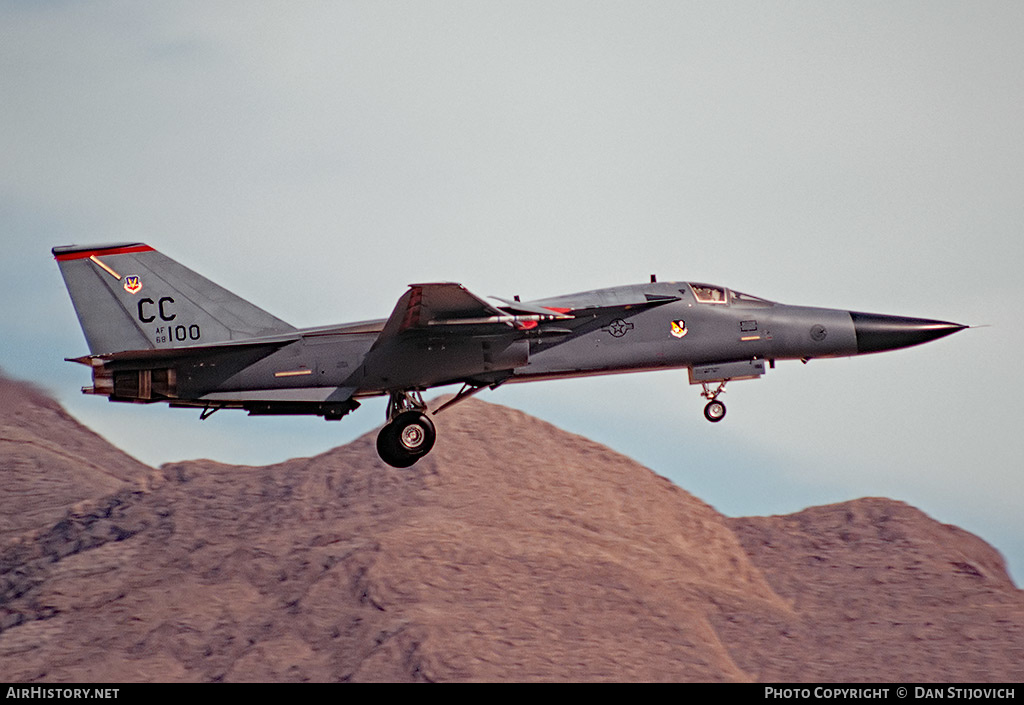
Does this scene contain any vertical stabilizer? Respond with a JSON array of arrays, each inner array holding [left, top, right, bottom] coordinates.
[[53, 243, 295, 355]]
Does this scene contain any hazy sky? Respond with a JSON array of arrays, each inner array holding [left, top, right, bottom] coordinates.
[[3, 2, 1022, 581]]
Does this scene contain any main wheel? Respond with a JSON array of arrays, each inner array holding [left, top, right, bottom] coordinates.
[[703, 400, 727, 423], [376, 411, 436, 467]]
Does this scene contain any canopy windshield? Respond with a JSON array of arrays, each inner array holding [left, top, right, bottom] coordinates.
[[689, 283, 774, 307]]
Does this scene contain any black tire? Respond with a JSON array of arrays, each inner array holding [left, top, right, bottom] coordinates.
[[375, 423, 413, 468], [703, 400, 727, 423], [375, 411, 436, 467]]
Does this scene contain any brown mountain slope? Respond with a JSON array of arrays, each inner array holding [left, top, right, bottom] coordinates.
[[724, 501, 1024, 681], [0, 373, 150, 536], [0, 380, 1021, 681], [0, 398, 786, 682]]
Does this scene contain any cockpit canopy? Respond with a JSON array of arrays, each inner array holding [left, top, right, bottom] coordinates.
[[689, 283, 774, 307]]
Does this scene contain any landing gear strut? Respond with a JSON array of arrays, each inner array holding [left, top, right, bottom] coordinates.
[[376, 391, 436, 468], [700, 382, 727, 423]]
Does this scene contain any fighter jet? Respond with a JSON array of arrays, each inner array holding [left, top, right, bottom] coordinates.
[[53, 243, 966, 467]]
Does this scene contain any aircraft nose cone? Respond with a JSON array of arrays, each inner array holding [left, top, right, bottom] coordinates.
[[850, 312, 967, 354]]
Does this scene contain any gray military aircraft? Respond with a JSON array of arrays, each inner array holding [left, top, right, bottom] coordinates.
[[54, 243, 966, 467]]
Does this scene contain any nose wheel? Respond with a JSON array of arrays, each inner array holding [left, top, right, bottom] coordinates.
[[703, 399, 727, 422], [700, 382, 727, 423]]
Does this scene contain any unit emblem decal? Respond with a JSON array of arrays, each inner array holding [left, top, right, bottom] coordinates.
[[671, 320, 688, 338], [123, 275, 142, 294]]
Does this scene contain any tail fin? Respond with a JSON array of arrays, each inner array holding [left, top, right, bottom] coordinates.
[[53, 243, 295, 355]]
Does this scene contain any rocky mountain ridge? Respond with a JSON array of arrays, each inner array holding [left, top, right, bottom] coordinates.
[[0, 373, 1020, 681]]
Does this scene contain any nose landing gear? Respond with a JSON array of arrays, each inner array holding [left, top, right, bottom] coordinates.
[[700, 382, 727, 423], [376, 391, 437, 468]]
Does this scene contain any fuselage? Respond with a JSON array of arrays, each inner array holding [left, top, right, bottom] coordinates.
[[173, 280, 958, 405]]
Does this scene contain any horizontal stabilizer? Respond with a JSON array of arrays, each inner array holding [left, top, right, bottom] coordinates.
[[65, 332, 300, 366]]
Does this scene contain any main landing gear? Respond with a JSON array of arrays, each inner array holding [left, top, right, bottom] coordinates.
[[376, 391, 437, 468], [374, 382, 502, 468], [700, 382, 727, 423], [378, 391, 438, 467]]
